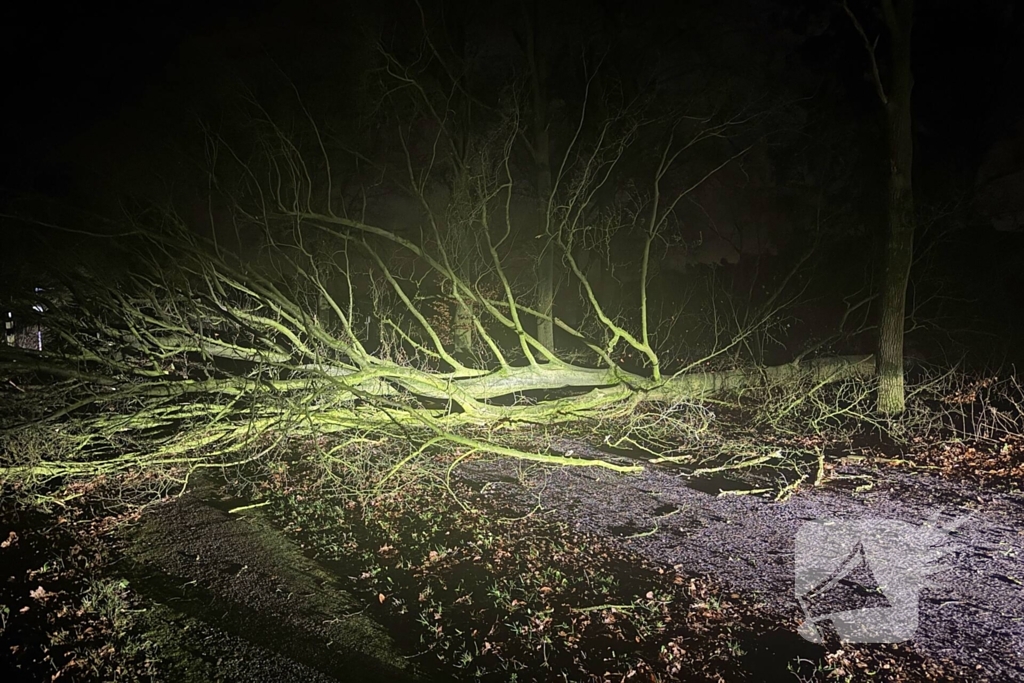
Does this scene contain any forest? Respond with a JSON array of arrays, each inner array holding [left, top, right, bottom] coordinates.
[[1, 0, 1022, 681]]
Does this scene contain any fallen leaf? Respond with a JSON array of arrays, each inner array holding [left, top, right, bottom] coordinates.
[[30, 586, 54, 601]]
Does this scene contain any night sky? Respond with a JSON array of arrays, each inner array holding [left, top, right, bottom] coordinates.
[[2, 1, 1019, 193], [3, 0, 1023, 359]]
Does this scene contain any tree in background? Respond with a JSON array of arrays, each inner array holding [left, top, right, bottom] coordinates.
[[842, 0, 916, 414]]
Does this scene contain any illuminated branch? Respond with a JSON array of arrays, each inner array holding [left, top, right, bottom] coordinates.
[[0, 64, 870, 491]]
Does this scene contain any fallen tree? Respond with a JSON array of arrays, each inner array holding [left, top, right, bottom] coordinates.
[[0, 60, 876, 490], [0, 206, 874, 489]]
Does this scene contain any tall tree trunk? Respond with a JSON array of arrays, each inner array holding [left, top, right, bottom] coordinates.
[[526, 2, 555, 354], [877, 0, 915, 415], [534, 142, 555, 354]]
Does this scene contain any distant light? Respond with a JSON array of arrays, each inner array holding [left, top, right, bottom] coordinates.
[[32, 304, 45, 313]]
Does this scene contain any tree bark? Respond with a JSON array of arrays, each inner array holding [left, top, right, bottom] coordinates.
[[876, 0, 915, 415], [526, 1, 556, 354], [452, 297, 474, 358]]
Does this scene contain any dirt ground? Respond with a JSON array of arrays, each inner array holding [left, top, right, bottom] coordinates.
[[0, 477, 425, 683], [2, 440, 1022, 682], [456, 440, 1024, 681]]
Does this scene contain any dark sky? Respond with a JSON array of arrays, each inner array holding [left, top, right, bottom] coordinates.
[[1, 0, 1022, 212], [1, 1, 263, 196], [1, 0, 1022, 361]]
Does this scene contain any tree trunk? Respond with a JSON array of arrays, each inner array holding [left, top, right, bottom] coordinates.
[[452, 298, 474, 358], [535, 200, 555, 353], [526, 2, 555, 354], [877, 0, 915, 415]]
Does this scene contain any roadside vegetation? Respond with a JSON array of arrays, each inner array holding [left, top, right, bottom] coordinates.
[[1, 3, 1021, 679], [3, 363, 1018, 681]]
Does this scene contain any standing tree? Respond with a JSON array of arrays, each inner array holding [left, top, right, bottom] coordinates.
[[522, 0, 556, 353], [843, 0, 916, 414]]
